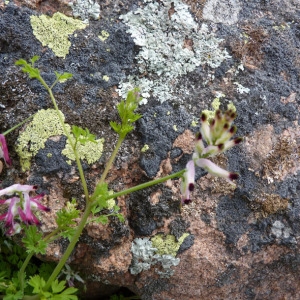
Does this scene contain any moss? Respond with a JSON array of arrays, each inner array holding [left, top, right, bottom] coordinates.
[[30, 12, 87, 58], [16, 109, 104, 171], [151, 233, 189, 257]]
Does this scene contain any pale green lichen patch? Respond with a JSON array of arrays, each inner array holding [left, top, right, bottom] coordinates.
[[16, 109, 104, 171], [202, 97, 236, 121], [62, 136, 104, 165], [151, 233, 190, 257], [102, 75, 109, 82], [30, 12, 87, 58], [98, 30, 109, 41], [141, 144, 149, 152], [16, 109, 70, 171]]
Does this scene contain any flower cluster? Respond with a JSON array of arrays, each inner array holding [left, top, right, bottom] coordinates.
[[181, 109, 242, 204], [0, 134, 12, 167], [0, 184, 50, 235]]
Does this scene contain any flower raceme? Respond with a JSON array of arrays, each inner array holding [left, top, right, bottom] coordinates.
[[0, 134, 12, 167], [0, 184, 50, 235], [181, 109, 242, 204]]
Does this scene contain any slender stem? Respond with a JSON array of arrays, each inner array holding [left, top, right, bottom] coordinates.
[[105, 169, 185, 201], [43, 201, 92, 292], [2, 114, 35, 136], [97, 136, 124, 186], [18, 252, 34, 292], [37, 75, 90, 202], [18, 228, 61, 293]]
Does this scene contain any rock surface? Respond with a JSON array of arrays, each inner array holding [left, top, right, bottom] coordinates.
[[0, 0, 300, 299]]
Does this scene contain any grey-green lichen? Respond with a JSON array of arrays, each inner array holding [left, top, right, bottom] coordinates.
[[118, 0, 230, 104], [16, 109, 104, 171], [130, 233, 189, 278], [30, 12, 87, 58], [69, 0, 101, 23]]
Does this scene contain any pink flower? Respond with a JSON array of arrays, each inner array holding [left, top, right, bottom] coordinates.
[[0, 184, 50, 235], [0, 134, 12, 167]]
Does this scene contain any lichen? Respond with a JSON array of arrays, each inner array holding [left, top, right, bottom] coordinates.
[[62, 136, 104, 165], [16, 109, 104, 171], [16, 109, 69, 171], [98, 30, 110, 41], [130, 236, 182, 277], [141, 144, 149, 152], [102, 75, 109, 82], [202, 97, 237, 121], [119, 0, 231, 104], [69, 0, 100, 23], [30, 12, 87, 58], [151, 233, 189, 257]]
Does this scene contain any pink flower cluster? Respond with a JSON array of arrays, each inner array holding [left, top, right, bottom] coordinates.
[[181, 110, 242, 204], [0, 184, 50, 235], [0, 134, 12, 167]]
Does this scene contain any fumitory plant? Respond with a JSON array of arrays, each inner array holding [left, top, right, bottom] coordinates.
[[0, 56, 242, 299]]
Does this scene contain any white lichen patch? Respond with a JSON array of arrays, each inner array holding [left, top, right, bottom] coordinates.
[[234, 82, 250, 94], [69, 0, 101, 23], [202, 0, 241, 25], [119, 0, 231, 104]]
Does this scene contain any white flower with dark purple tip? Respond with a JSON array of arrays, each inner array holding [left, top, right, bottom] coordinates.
[[180, 160, 195, 204], [0, 134, 12, 167], [0, 184, 50, 235], [181, 109, 242, 204], [195, 158, 238, 183]]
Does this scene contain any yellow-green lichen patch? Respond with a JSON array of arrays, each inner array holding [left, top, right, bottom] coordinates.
[[102, 75, 109, 82], [16, 109, 70, 171], [202, 97, 237, 121], [30, 12, 87, 58], [141, 144, 149, 152], [62, 136, 104, 165], [151, 233, 190, 257], [98, 30, 109, 41]]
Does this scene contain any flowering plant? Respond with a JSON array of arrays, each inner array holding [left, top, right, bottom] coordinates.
[[0, 56, 243, 299]]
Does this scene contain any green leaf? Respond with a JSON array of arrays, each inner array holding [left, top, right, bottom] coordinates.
[[54, 71, 73, 83], [110, 88, 142, 138], [30, 55, 40, 64], [56, 199, 80, 241], [94, 215, 109, 224], [28, 275, 45, 293], [22, 226, 48, 255], [51, 279, 66, 294], [116, 214, 125, 223], [71, 125, 97, 146], [15, 57, 41, 80]]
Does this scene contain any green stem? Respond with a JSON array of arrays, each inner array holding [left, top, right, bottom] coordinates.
[[105, 169, 185, 201], [18, 228, 61, 293], [2, 114, 35, 136], [43, 201, 92, 292], [18, 252, 34, 292], [38, 75, 90, 202], [97, 136, 124, 185]]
